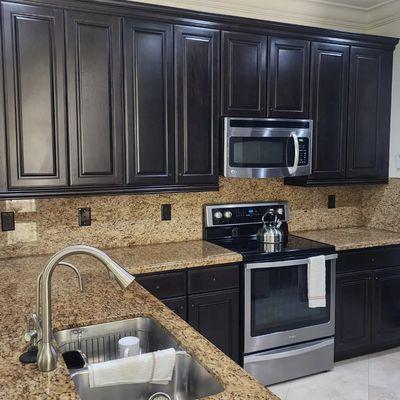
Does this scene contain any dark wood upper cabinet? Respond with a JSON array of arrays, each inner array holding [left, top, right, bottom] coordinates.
[[174, 25, 220, 185], [309, 43, 349, 181], [268, 37, 310, 119], [66, 11, 124, 186], [124, 20, 174, 186], [221, 31, 267, 117], [2, 2, 68, 188], [347, 47, 392, 180]]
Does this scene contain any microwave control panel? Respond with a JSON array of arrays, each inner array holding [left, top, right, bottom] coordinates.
[[298, 138, 309, 166]]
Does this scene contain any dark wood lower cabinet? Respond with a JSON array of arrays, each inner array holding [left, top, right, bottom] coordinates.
[[335, 247, 400, 361], [335, 272, 372, 360], [188, 289, 239, 362], [162, 296, 187, 321], [136, 264, 240, 362], [372, 268, 400, 347]]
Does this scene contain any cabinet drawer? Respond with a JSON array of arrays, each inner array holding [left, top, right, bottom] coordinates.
[[338, 246, 400, 273], [136, 271, 186, 299], [188, 264, 239, 294]]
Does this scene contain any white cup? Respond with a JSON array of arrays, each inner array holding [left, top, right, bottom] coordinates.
[[118, 336, 140, 358]]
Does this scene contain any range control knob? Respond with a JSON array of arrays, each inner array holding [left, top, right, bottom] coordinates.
[[224, 211, 233, 219], [214, 211, 223, 220]]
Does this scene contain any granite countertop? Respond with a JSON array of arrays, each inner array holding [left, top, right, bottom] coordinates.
[[295, 226, 400, 251], [0, 241, 276, 400]]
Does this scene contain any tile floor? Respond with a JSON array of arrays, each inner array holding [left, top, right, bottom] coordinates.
[[269, 347, 400, 400]]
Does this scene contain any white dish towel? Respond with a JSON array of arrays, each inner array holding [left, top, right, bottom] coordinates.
[[307, 255, 326, 308], [88, 348, 176, 388]]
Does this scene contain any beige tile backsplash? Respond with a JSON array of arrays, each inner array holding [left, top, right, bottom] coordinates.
[[0, 177, 370, 259]]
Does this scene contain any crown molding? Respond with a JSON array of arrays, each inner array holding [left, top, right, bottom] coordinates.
[[132, 0, 365, 31], [132, 0, 400, 33]]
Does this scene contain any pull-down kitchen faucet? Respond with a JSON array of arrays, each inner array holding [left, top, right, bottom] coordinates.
[[27, 245, 135, 372]]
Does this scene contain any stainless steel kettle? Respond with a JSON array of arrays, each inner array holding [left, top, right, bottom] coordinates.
[[257, 210, 284, 244]]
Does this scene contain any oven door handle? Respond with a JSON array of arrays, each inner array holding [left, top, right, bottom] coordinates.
[[245, 254, 337, 270], [287, 131, 299, 175], [244, 338, 334, 364]]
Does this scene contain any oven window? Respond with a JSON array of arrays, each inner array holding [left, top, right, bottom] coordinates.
[[229, 137, 294, 168], [251, 264, 331, 336]]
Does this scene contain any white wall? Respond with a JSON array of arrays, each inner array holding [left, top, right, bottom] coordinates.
[[367, 22, 400, 178]]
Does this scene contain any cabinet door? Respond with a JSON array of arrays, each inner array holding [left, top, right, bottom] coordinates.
[[66, 11, 124, 186], [162, 296, 188, 321], [335, 272, 372, 360], [188, 289, 239, 362], [268, 37, 310, 119], [372, 267, 400, 347], [221, 31, 267, 117], [175, 26, 219, 185], [124, 20, 174, 186], [310, 43, 349, 180], [347, 47, 392, 179], [2, 3, 67, 188]]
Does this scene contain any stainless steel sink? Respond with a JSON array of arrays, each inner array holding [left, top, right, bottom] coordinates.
[[55, 317, 224, 400]]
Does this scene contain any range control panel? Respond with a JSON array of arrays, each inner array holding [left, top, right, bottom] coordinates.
[[205, 202, 289, 227]]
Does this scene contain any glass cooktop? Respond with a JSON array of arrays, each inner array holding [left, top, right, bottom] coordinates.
[[208, 234, 335, 262]]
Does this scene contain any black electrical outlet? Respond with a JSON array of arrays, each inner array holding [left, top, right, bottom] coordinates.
[[328, 195, 336, 209], [1, 211, 15, 231], [78, 208, 91, 226], [161, 204, 172, 221]]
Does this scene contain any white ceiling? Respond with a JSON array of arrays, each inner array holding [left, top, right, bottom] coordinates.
[[308, 0, 396, 10]]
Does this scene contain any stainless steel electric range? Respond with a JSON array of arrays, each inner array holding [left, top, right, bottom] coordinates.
[[204, 202, 337, 385]]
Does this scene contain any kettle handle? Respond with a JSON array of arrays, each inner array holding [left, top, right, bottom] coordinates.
[[262, 210, 276, 224], [262, 211, 282, 228]]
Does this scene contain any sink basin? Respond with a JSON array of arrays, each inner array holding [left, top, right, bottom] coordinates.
[[55, 317, 224, 400]]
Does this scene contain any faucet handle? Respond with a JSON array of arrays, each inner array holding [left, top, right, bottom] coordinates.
[[24, 330, 38, 343]]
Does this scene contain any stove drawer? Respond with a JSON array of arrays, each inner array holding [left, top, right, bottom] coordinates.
[[188, 264, 239, 294], [244, 337, 334, 386]]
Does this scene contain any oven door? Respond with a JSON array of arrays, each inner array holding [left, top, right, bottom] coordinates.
[[244, 255, 336, 354], [223, 119, 312, 178]]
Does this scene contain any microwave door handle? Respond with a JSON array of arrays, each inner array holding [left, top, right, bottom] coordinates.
[[287, 131, 299, 175]]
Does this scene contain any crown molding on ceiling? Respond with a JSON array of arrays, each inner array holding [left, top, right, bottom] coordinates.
[[133, 0, 400, 33], [307, 0, 395, 12], [364, 0, 400, 30]]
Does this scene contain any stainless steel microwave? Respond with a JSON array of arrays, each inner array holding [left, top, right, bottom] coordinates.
[[223, 118, 313, 178]]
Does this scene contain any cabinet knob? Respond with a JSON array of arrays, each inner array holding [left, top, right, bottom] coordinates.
[[156, 285, 160, 290], [371, 258, 375, 262], [212, 277, 216, 282]]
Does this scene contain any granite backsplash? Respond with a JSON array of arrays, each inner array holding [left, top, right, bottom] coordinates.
[[0, 177, 369, 259]]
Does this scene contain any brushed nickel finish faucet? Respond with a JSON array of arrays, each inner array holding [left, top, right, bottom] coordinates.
[[28, 245, 135, 372]]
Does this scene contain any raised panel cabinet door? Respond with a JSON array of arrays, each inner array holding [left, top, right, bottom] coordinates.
[[66, 11, 124, 186], [188, 289, 239, 362], [175, 25, 220, 185], [2, 2, 68, 188], [162, 296, 188, 321], [335, 272, 372, 360], [221, 31, 267, 116], [268, 37, 310, 119], [310, 42, 349, 180], [124, 20, 174, 186], [347, 47, 392, 179], [372, 267, 400, 347]]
